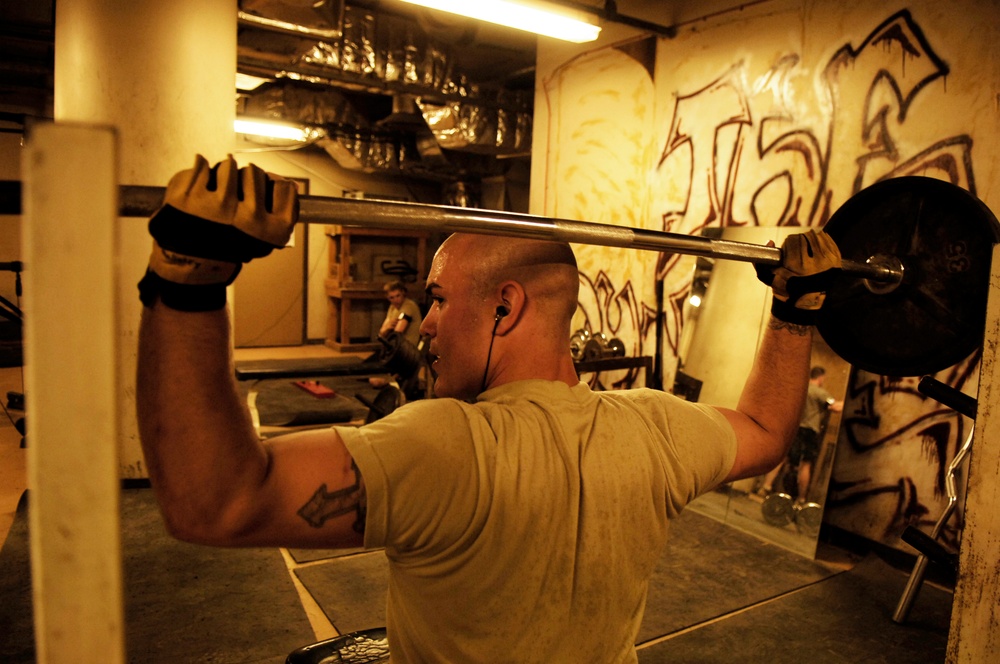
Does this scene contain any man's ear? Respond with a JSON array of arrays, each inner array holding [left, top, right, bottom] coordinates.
[[495, 281, 524, 334]]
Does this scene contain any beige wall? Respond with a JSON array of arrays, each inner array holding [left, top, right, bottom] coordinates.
[[228, 147, 433, 345], [533, 0, 1000, 549], [0, 133, 437, 346]]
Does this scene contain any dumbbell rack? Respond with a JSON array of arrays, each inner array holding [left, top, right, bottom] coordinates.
[[573, 356, 655, 389]]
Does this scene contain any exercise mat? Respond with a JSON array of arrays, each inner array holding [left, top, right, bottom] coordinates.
[[287, 545, 368, 564], [294, 551, 390, 636], [241, 376, 383, 426], [0, 492, 33, 663], [290, 509, 839, 647], [638, 554, 951, 662], [640, 508, 838, 642], [0, 488, 315, 664]]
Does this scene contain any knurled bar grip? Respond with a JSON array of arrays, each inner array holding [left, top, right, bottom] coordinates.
[[0, 180, 902, 284]]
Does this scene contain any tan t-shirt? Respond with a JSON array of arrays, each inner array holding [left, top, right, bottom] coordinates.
[[339, 380, 736, 663], [384, 298, 423, 347]]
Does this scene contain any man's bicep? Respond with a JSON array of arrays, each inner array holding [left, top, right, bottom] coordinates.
[[252, 428, 367, 549]]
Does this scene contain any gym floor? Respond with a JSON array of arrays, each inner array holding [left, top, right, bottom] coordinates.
[[0, 349, 956, 662], [0, 365, 26, 550]]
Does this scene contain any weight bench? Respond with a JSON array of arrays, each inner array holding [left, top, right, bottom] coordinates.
[[286, 627, 389, 664]]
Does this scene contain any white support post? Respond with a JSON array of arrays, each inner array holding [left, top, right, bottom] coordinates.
[[22, 123, 125, 664], [948, 243, 1000, 662]]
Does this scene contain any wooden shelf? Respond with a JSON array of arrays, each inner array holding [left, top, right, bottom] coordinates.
[[324, 280, 386, 298], [324, 226, 430, 351]]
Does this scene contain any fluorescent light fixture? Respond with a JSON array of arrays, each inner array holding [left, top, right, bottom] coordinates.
[[399, 0, 601, 43], [235, 73, 271, 91], [234, 118, 317, 142]]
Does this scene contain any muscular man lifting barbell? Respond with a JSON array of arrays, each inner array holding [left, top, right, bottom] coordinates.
[[135, 154, 840, 662]]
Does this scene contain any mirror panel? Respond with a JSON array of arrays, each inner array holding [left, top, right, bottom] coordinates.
[[676, 227, 849, 558]]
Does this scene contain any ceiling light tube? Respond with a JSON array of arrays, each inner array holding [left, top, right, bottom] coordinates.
[[234, 118, 317, 142], [235, 72, 271, 92], [399, 0, 601, 43]]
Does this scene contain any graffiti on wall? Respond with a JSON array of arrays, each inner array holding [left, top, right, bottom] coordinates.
[[827, 354, 979, 548], [545, 8, 982, 545], [575, 270, 659, 389]]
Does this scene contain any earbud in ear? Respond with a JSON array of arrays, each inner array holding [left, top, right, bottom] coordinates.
[[495, 305, 509, 321]]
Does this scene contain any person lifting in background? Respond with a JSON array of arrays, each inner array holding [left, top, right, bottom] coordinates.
[[136, 155, 842, 663], [758, 365, 844, 503]]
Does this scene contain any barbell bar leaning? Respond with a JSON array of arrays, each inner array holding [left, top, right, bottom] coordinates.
[[2, 175, 997, 377]]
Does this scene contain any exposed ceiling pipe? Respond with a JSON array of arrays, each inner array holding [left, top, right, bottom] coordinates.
[[237, 0, 345, 39]]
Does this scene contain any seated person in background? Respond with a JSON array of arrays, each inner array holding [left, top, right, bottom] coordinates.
[[136, 155, 841, 663], [378, 280, 422, 348], [372, 280, 424, 393]]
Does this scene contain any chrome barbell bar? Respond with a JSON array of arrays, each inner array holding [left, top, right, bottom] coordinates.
[[0, 180, 903, 285]]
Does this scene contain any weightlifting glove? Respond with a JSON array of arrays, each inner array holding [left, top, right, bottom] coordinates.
[[755, 229, 842, 326], [138, 154, 299, 311]]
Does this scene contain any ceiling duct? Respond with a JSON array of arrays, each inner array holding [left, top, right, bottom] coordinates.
[[237, 0, 534, 172], [238, 0, 346, 40], [377, 94, 428, 131], [417, 93, 531, 155]]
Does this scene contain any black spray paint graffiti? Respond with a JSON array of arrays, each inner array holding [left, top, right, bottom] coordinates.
[[650, 9, 975, 541], [658, 9, 970, 358], [827, 354, 981, 544], [576, 270, 658, 389]]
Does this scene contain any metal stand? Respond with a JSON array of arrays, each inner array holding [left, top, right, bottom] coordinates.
[[893, 376, 976, 624]]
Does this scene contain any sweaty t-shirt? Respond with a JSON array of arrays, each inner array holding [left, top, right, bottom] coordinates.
[[338, 379, 736, 663]]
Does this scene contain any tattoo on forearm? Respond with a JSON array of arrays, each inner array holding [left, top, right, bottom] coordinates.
[[768, 317, 812, 336], [297, 462, 367, 534]]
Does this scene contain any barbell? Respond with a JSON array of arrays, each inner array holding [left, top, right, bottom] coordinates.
[[2, 175, 997, 376]]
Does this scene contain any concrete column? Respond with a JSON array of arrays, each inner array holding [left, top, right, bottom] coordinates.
[[25, 2, 236, 660], [948, 243, 1000, 661], [25, 123, 123, 664], [54, 0, 237, 477]]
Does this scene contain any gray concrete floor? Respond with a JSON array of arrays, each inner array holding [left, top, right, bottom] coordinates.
[[0, 349, 955, 662], [0, 365, 26, 549], [688, 488, 823, 558]]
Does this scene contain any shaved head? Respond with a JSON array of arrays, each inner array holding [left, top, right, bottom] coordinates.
[[442, 233, 579, 325], [421, 233, 581, 398]]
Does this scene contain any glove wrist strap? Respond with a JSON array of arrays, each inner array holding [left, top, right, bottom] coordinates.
[[138, 269, 228, 312], [770, 297, 818, 326]]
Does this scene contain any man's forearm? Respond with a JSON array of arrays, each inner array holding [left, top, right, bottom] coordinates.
[[136, 302, 267, 539], [723, 317, 813, 481]]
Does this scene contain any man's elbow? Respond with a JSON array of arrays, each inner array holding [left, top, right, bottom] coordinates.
[[156, 497, 258, 547], [737, 430, 794, 480], [759, 441, 789, 474]]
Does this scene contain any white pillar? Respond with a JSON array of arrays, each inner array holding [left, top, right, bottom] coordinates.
[[24, 123, 124, 664], [54, 0, 237, 478], [24, 2, 237, 660], [948, 243, 1000, 662]]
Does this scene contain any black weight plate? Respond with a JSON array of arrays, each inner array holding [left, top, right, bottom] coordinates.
[[583, 338, 604, 361], [818, 177, 1000, 376], [569, 329, 590, 360], [794, 502, 823, 537], [761, 492, 794, 527]]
